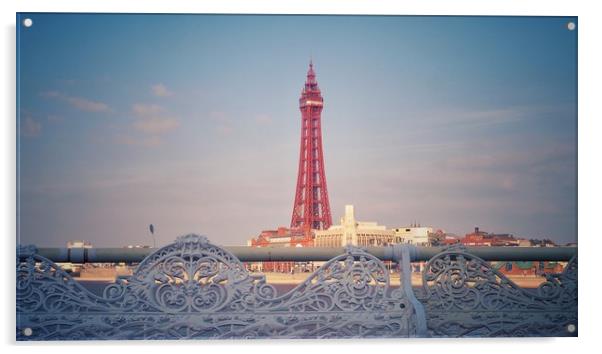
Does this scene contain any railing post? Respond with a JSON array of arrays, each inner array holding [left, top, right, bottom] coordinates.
[[392, 244, 427, 336]]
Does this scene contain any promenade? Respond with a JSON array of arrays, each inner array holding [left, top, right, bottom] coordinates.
[[261, 272, 547, 288], [74, 270, 548, 292]]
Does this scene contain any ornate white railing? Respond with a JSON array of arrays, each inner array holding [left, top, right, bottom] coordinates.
[[16, 234, 577, 340]]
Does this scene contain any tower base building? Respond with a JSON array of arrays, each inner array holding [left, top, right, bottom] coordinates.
[[314, 205, 396, 247]]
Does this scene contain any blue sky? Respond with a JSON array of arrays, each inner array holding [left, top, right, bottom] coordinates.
[[17, 14, 577, 247]]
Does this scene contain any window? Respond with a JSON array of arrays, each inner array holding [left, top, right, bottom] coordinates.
[[505, 263, 513, 271]]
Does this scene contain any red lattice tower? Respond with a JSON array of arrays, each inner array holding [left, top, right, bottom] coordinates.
[[290, 61, 332, 230]]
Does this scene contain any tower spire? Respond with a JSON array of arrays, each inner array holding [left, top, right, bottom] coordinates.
[[305, 60, 317, 86]]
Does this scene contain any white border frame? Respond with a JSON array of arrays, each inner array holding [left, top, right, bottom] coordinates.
[[3, 1, 600, 353]]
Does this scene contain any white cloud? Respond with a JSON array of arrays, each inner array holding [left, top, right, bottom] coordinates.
[[65, 96, 110, 112], [133, 116, 179, 134], [40, 91, 60, 98], [132, 103, 164, 116], [151, 83, 173, 97], [40, 91, 110, 113], [22, 116, 41, 137], [130, 103, 179, 135], [114, 134, 163, 147], [47, 115, 64, 123]]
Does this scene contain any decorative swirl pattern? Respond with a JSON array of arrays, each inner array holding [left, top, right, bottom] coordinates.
[[238, 245, 401, 314], [16, 235, 421, 340], [116, 235, 256, 314], [420, 248, 577, 337], [16, 236, 576, 339]]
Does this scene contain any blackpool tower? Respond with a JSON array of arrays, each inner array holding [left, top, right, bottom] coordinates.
[[290, 61, 333, 231]]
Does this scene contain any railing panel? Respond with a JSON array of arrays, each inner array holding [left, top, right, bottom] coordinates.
[[16, 235, 577, 340], [16, 234, 425, 340], [418, 245, 577, 337]]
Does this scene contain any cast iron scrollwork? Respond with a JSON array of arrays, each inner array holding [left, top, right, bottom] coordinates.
[[16, 235, 422, 340], [16, 236, 577, 339], [420, 247, 577, 337]]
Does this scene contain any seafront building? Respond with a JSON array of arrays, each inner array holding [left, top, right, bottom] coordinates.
[[314, 205, 396, 247], [66, 240, 93, 249], [247, 227, 313, 272], [461, 227, 520, 246], [392, 225, 433, 246], [247, 227, 313, 248]]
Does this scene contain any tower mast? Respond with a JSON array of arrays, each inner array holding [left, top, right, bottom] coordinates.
[[290, 61, 332, 230]]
